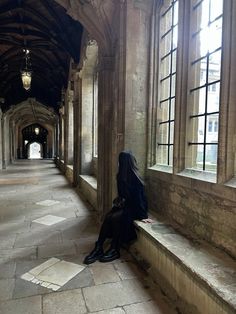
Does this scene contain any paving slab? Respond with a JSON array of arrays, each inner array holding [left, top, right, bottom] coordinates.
[[0, 295, 42, 314], [43, 289, 86, 314]]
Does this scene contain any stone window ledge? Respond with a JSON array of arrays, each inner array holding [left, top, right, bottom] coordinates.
[[67, 165, 73, 171], [79, 175, 97, 190], [178, 169, 216, 183], [149, 164, 173, 173], [147, 167, 236, 202], [133, 215, 236, 313]]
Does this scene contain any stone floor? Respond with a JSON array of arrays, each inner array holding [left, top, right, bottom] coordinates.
[[0, 160, 177, 314]]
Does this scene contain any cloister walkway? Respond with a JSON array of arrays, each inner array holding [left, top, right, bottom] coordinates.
[[0, 160, 177, 314]]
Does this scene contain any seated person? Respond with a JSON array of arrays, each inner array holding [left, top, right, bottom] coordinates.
[[84, 150, 151, 264]]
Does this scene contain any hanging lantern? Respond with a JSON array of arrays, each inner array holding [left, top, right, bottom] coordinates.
[[21, 70, 32, 91], [35, 127, 40, 135], [21, 49, 32, 91]]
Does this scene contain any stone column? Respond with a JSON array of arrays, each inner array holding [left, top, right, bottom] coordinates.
[[67, 90, 74, 165], [73, 75, 82, 186], [59, 108, 64, 161], [0, 109, 2, 169], [97, 55, 115, 216]]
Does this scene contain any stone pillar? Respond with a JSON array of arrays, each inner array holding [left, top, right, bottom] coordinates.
[[1, 115, 6, 169], [73, 75, 82, 186], [80, 70, 94, 174], [64, 89, 74, 166], [97, 55, 115, 216], [0, 109, 2, 169], [67, 90, 74, 165], [59, 108, 64, 161]]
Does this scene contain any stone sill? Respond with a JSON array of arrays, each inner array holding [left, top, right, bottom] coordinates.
[[148, 167, 236, 202], [134, 216, 236, 313], [67, 165, 73, 171], [79, 175, 97, 190]]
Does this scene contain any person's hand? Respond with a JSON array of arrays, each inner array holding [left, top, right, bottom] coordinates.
[[141, 218, 154, 223]]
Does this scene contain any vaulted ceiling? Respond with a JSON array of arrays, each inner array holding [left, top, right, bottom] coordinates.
[[0, 0, 83, 112]]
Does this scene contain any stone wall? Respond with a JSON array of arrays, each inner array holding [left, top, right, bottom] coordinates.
[[147, 169, 236, 259]]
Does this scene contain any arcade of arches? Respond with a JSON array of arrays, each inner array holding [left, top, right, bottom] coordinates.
[[0, 1, 235, 313]]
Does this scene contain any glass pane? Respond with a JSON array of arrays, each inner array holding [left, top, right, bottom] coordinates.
[[170, 99, 175, 120], [207, 82, 220, 112], [171, 74, 176, 97], [189, 144, 204, 170], [159, 100, 169, 123], [169, 145, 173, 166], [173, 25, 178, 49], [206, 114, 219, 142], [160, 77, 170, 100], [210, 0, 223, 21], [157, 145, 168, 165], [172, 49, 177, 73], [208, 50, 221, 83], [162, 31, 172, 55], [190, 58, 207, 88], [158, 123, 169, 144], [189, 87, 206, 116], [173, 1, 179, 25], [170, 121, 174, 144], [208, 18, 222, 53], [161, 55, 171, 79], [160, 5, 172, 37], [189, 116, 205, 143], [205, 144, 217, 172]]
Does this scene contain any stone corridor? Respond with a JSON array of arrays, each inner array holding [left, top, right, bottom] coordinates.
[[0, 160, 177, 314]]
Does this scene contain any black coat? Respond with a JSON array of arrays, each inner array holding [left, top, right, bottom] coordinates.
[[117, 175, 148, 244]]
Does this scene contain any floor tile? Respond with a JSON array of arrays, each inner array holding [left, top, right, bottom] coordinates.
[[32, 215, 66, 226], [114, 261, 142, 280], [0, 261, 16, 279], [38, 241, 76, 258], [43, 289, 86, 314], [83, 279, 151, 312], [0, 295, 42, 314], [0, 279, 15, 301], [90, 264, 120, 285]]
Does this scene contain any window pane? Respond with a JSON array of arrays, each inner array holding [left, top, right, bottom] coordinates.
[[210, 0, 223, 21], [160, 77, 170, 100], [162, 31, 172, 54], [207, 82, 220, 113], [190, 58, 207, 89], [189, 88, 206, 116], [157, 145, 168, 164], [189, 116, 205, 143], [206, 114, 219, 142], [208, 50, 221, 83], [208, 18, 222, 53], [159, 100, 169, 121], [170, 99, 175, 120], [171, 74, 176, 97], [189, 144, 204, 170], [205, 144, 217, 172], [161, 55, 171, 79], [170, 121, 174, 144], [158, 123, 169, 144], [160, 5, 172, 36]]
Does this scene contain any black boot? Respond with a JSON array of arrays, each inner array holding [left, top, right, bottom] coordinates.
[[83, 242, 104, 265], [99, 247, 120, 263]]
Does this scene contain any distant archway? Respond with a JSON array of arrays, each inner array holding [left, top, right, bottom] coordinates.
[[28, 142, 42, 159]]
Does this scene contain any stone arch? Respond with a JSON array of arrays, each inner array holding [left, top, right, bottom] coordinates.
[[54, 0, 118, 55]]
